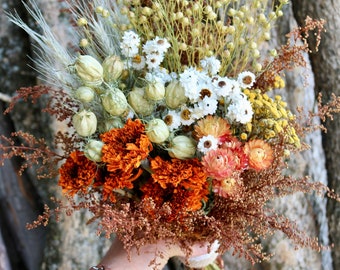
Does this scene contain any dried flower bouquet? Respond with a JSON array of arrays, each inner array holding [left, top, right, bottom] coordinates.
[[2, 0, 340, 269]]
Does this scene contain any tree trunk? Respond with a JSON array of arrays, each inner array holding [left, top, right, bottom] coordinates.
[[0, 0, 47, 269], [291, 1, 340, 269]]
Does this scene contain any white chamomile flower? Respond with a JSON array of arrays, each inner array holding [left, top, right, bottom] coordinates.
[[199, 96, 218, 115], [237, 71, 256, 89], [120, 31, 140, 57], [152, 36, 171, 54], [228, 79, 241, 95], [200, 56, 221, 76], [180, 67, 200, 102], [212, 76, 233, 98], [143, 37, 170, 56], [191, 104, 205, 120], [163, 110, 181, 131], [227, 98, 253, 124], [197, 81, 218, 101], [143, 39, 160, 55], [179, 105, 195, 126], [197, 135, 219, 154], [145, 53, 164, 70]]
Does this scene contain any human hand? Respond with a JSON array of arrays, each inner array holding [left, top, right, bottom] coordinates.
[[89, 237, 219, 270]]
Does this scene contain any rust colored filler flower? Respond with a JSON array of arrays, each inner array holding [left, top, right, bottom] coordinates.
[[58, 150, 98, 195], [100, 119, 153, 201]]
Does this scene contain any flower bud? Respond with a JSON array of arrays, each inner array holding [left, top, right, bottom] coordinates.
[[128, 87, 154, 116], [102, 55, 124, 83], [75, 55, 103, 86], [102, 88, 128, 116], [75, 86, 95, 102], [72, 110, 97, 137], [84, 139, 104, 162], [165, 80, 188, 109], [98, 117, 124, 132], [146, 119, 170, 143], [145, 81, 165, 101], [168, 135, 196, 159]]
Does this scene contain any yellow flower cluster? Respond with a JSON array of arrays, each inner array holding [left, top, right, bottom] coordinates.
[[242, 89, 301, 148], [121, 0, 288, 76]]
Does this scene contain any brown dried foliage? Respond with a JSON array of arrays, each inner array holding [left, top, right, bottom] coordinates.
[[255, 17, 326, 91], [294, 93, 340, 136], [1, 85, 79, 178], [5, 85, 79, 127], [0, 131, 59, 178]]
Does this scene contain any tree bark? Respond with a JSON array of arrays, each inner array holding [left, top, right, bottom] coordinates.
[[291, 1, 340, 269], [0, 0, 48, 269]]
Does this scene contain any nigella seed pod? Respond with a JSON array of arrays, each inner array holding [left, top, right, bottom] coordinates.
[[145, 81, 165, 101], [102, 55, 124, 83], [146, 119, 170, 144], [101, 88, 128, 116], [75, 86, 95, 103], [168, 135, 196, 159], [128, 87, 154, 116], [98, 117, 124, 132], [75, 55, 103, 87], [84, 139, 104, 162], [72, 110, 97, 137], [165, 80, 188, 109]]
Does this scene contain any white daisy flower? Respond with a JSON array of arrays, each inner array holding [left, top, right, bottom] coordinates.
[[120, 31, 140, 57], [228, 79, 241, 95], [200, 56, 221, 76], [227, 98, 253, 124], [237, 71, 256, 89], [152, 36, 171, 54], [212, 76, 233, 98], [199, 96, 218, 115], [197, 80, 218, 101], [145, 53, 164, 70], [179, 67, 200, 102], [191, 103, 206, 120], [163, 110, 181, 131], [197, 135, 219, 154], [143, 37, 170, 55], [179, 105, 195, 126]]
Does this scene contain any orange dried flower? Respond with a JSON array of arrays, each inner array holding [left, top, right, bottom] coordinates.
[[100, 119, 153, 201], [145, 156, 209, 211], [213, 173, 244, 199], [194, 115, 232, 140], [58, 150, 98, 195], [244, 139, 274, 171]]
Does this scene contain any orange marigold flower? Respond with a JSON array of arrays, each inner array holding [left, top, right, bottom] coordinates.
[[100, 119, 153, 202], [244, 139, 274, 171], [194, 115, 231, 140], [58, 151, 98, 196], [148, 156, 209, 211]]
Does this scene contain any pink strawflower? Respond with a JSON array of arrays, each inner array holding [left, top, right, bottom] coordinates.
[[202, 148, 237, 180]]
